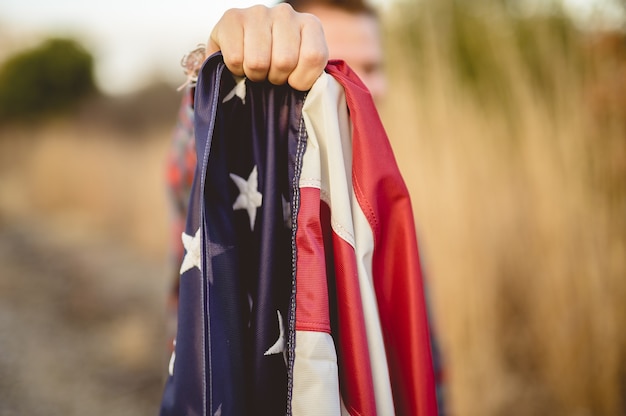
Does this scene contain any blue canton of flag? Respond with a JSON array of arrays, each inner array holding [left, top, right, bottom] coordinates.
[[160, 54, 307, 416]]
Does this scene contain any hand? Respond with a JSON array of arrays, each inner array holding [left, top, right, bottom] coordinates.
[[207, 4, 329, 91]]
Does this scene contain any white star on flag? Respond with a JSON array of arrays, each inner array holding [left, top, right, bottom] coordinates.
[[168, 340, 176, 376], [180, 227, 202, 274], [222, 75, 246, 104], [230, 165, 263, 230], [264, 310, 287, 365]]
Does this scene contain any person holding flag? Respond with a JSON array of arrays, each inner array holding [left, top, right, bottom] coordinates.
[[162, 2, 443, 414]]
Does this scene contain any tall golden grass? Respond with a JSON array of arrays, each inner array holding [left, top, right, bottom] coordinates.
[[381, 2, 625, 415]]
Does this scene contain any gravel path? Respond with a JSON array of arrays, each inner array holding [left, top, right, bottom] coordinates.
[[0, 219, 169, 415]]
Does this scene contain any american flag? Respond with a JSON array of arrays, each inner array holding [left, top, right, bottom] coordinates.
[[160, 53, 438, 416]]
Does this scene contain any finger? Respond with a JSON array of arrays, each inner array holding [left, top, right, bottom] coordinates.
[[241, 5, 272, 82], [267, 4, 300, 85], [208, 8, 246, 77], [287, 13, 328, 91]]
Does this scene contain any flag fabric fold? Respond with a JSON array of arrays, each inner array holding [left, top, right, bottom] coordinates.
[[160, 53, 437, 416]]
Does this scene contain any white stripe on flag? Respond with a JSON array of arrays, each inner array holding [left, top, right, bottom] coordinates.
[[292, 331, 341, 416], [298, 72, 395, 415]]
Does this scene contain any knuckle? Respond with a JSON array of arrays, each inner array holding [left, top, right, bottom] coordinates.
[[272, 54, 298, 73], [247, 4, 270, 19], [268, 73, 288, 86], [243, 58, 269, 81], [223, 52, 244, 73], [244, 56, 269, 73], [271, 3, 295, 18], [300, 47, 328, 68], [300, 12, 322, 28], [287, 74, 310, 92], [221, 7, 244, 23]]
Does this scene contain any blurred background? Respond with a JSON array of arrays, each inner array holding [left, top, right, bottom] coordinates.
[[0, 0, 624, 415]]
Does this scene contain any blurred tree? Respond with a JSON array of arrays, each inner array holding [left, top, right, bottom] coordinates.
[[0, 38, 97, 122]]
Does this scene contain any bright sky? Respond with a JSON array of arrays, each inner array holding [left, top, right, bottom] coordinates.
[[0, 0, 276, 94], [0, 0, 621, 95]]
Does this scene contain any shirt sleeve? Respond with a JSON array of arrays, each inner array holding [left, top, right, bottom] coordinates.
[[165, 88, 197, 351]]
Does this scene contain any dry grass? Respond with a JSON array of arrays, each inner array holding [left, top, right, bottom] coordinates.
[[382, 3, 626, 415], [0, 120, 173, 259]]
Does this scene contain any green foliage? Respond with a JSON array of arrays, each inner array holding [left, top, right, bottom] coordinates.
[[0, 38, 97, 122]]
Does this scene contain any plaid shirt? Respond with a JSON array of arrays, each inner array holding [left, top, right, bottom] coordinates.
[[165, 89, 196, 349], [167, 90, 196, 232]]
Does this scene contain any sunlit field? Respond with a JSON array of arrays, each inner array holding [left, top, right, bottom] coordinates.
[[382, 2, 625, 415]]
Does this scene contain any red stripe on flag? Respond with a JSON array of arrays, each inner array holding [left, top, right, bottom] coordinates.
[[326, 61, 439, 416], [295, 187, 331, 334], [328, 211, 377, 416], [295, 187, 377, 415]]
